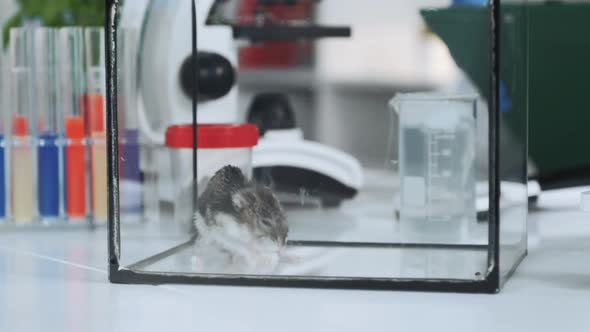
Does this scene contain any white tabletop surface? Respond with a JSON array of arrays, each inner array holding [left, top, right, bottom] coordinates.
[[1, 186, 590, 332]]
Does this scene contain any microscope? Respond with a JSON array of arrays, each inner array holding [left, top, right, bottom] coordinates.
[[137, 0, 363, 207]]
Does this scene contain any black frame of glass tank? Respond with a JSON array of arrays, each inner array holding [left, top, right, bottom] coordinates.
[[105, 0, 512, 293]]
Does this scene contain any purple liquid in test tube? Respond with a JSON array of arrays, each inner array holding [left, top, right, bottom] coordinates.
[[118, 28, 143, 215]]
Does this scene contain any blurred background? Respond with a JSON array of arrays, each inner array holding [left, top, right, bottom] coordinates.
[[1, 1, 103, 45], [0, 0, 562, 236], [1, 0, 590, 191], [0, 0, 588, 231], [0, 0, 464, 170]]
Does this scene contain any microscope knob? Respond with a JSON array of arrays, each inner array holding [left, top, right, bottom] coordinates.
[[179, 52, 236, 102], [247, 93, 296, 136]]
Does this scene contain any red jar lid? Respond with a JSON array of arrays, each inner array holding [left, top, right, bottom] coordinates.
[[165, 124, 259, 149]]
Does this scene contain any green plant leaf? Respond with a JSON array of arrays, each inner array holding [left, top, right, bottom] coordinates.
[[3, 0, 105, 48]]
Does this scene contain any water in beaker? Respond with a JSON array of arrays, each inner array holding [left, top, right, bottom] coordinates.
[[391, 93, 477, 242]]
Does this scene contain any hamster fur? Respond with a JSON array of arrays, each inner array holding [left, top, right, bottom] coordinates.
[[193, 165, 288, 273]]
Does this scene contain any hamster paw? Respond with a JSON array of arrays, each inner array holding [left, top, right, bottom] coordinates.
[[280, 254, 301, 265], [253, 253, 280, 273], [256, 254, 272, 268], [190, 255, 204, 272]]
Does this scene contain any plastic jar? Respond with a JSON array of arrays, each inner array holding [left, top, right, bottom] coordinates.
[[165, 124, 259, 231]]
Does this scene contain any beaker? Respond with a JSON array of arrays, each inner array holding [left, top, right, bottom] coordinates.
[[390, 93, 477, 243]]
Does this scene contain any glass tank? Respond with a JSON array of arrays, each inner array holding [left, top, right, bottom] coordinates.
[[106, 0, 529, 292]]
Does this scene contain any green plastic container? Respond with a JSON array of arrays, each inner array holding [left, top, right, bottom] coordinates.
[[423, 3, 590, 181]]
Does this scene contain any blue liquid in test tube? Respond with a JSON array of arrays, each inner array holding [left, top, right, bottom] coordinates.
[[0, 52, 7, 219], [0, 31, 7, 220], [119, 28, 143, 217], [38, 134, 60, 217], [35, 28, 61, 220]]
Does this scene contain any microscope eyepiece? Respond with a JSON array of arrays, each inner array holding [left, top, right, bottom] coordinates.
[[179, 51, 236, 103]]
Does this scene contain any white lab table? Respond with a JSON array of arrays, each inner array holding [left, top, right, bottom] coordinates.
[[1, 186, 590, 332]]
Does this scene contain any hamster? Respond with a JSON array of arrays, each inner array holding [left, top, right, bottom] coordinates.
[[193, 165, 289, 273]]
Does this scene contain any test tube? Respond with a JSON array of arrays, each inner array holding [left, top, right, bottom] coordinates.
[[9, 28, 36, 224], [35, 28, 62, 221], [85, 27, 107, 224], [0, 40, 8, 220], [118, 28, 143, 218], [59, 27, 87, 221]]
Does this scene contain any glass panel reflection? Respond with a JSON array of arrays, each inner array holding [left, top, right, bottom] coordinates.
[[113, 0, 504, 283]]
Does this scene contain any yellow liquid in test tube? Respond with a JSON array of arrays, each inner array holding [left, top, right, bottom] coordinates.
[[91, 134, 107, 223], [12, 142, 34, 223]]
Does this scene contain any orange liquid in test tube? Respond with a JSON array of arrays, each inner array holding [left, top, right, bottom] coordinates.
[[86, 94, 107, 222], [65, 117, 86, 220]]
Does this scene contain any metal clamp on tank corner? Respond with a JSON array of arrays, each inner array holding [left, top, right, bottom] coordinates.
[[581, 191, 590, 212]]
